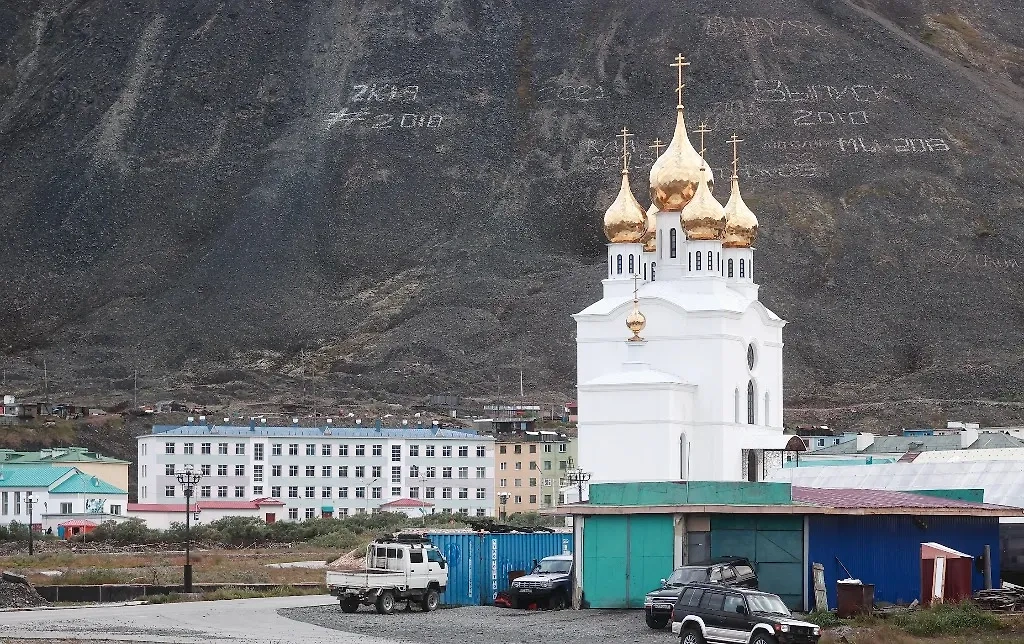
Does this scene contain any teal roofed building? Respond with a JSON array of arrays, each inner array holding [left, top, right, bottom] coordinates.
[[0, 447, 129, 491], [0, 464, 130, 533]]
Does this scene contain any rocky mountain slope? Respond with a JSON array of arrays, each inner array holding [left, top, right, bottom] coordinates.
[[3, 0, 1024, 427]]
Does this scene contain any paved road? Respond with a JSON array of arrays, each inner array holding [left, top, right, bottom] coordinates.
[[0, 595, 391, 644]]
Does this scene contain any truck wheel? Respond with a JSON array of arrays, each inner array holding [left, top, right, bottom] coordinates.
[[681, 627, 706, 644], [375, 590, 396, 615], [750, 634, 777, 644], [421, 588, 440, 612], [644, 613, 668, 629], [548, 591, 568, 611], [340, 597, 359, 613]]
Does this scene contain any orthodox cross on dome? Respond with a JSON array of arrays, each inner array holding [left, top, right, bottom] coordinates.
[[650, 138, 665, 156], [632, 272, 641, 301], [670, 53, 690, 109], [617, 126, 634, 173], [695, 121, 712, 159], [626, 272, 646, 342], [728, 133, 744, 179]]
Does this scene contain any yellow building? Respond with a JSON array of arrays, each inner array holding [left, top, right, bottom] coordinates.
[[493, 430, 577, 518]]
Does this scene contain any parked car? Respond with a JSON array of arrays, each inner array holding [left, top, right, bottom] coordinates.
[[508, 554, 573, 610], [643, 558, 758, 628], [326, 534, 448, 614], [671, 583, 820, 644]]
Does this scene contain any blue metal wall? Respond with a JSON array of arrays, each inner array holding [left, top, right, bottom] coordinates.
[[808, 516, 1000, 608], [428, 532, 573, 606]]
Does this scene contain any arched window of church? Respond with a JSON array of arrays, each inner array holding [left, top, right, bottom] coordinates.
[[670, 229, 677, 258], [739, 259, 745, 278], [609, 256, 613, 277], [617, 254, 623, 274], [717, 253, 721, 273], [629, 255, 635, 274], [747, 380, 756, 425], [728, 258, 734, 278], [644, 262, 647, 281], [696, 251, 702, 271], [651, 262, 656, 281], [764, 391, 770, 426], [734, 388, 740, 424], [688, 253, 692, 272], [707, 251, 712, 269]]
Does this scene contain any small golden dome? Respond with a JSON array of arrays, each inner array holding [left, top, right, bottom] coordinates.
[[603, 171, 647, 244], [723, 176, 758, 248], [680, 167, 726, 240], [649, 108, 715, 211], [642, 204, 658, 252], [626, 305, 647, 341]]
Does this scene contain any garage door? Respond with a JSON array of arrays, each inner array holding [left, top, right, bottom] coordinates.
[[583, 514, 675, 608], [711, 515, 804, 609]]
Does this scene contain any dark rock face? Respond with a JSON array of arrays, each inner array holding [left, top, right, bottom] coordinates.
[[3, 1, 1024, 424]]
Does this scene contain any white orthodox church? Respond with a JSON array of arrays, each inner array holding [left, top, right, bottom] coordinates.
[[575, 57, 797, 486]]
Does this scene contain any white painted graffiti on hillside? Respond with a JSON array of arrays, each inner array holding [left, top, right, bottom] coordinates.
[[754, 80, 893, 104], [703, 15, 831, 40], [324, 81, 445, 132]]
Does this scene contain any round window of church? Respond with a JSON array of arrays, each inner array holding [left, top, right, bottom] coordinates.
[[747, 344, 756, 370]]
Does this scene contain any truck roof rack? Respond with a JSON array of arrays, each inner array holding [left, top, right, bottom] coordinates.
[[374, 533, 434, 545]]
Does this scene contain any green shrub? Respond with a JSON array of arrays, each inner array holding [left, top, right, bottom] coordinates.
[[803, 610, 841, 628], [891, 602, 1003, 636]]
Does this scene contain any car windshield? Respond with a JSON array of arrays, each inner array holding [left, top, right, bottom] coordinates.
[[666, 568, 709, 586], [747, 594, 792, 616], [535, 559, 571, 574]]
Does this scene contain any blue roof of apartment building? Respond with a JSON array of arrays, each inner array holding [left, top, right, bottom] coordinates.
[[0, 465, 75, 488], [151, 424, 492, 440]]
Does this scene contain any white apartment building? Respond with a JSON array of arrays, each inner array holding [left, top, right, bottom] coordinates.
[[136, 423, 496, 521]]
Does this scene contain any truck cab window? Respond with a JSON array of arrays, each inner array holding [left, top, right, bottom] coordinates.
[[410, 550, 424, 564]]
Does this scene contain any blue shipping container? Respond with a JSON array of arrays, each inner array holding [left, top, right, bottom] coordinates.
[[428, 532, 573, 606], [808, 515, 1000, 608]]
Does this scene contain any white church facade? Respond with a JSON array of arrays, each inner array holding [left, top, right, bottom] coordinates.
[[576, 56, 795, 486]]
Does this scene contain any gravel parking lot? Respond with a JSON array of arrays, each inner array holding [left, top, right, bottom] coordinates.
[[280, 604, 670, 644]]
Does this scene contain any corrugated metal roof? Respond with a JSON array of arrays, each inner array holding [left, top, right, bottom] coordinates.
[[381, 498, 434, 508], [791, 486, 1004, 510], [59, 519, 98, 528], [0, 466, 75, 488], [914, 448, 1024, 463], [150, 424, 492, 440], [810, 433, 1024, 456], [770, 461, 1024, 510], [50, 473, 127, 495]]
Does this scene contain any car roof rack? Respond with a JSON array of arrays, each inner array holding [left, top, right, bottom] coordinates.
[[374, 533, 434, 545]]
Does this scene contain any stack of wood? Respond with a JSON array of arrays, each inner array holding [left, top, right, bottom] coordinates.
[[973, 585, 1024, 612]]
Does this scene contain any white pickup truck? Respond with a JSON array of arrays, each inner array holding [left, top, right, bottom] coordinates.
[[327, 534, 449, 614]]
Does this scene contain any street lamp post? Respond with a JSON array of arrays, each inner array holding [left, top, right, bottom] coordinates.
[[498, 492, 510, 521], [567, 466, 592, 504], [175, 466, 202, 593], [25, 493, 35, 555]]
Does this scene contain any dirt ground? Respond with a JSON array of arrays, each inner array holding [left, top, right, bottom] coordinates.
[[0, 546, 338, 586]]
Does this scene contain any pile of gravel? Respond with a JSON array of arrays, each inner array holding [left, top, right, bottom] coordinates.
[[0, 572, 48, 609]]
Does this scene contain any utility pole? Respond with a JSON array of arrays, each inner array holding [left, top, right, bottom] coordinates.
[[26, 493, 35, 555]]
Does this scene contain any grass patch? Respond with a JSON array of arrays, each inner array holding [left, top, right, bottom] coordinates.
[[146, 585, 324, 604], [804, 609, 842, 628], [890, 602, 1002, 636]]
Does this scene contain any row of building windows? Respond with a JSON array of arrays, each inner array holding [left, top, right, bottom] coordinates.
[[501, 494, 565, 505], [498, 443, 568, 454], [498, 460, 569, 471], [611, 255, 657, 281], [498, 477, 565, 488], [157, 484, 491, 501], [284, 507, 490, 519], [156, 442, 487, 460], [733, 380, 770, 426], [153, 464, 488, 481], [0, 492, 122, 516]]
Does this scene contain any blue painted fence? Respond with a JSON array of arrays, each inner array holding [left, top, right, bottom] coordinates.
[[428, 532, 573, 606]]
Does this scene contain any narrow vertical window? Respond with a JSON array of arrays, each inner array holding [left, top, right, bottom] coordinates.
[[696, 251, 702, 271], [688, 253, 692, 272], [609, 256, 613, 277], [734, 388, 740, 424], [617, 254, 623, 274], [747, 380, 755, 425], [644, 263, 647, 281], [764, 391, 770, 426], [651, 262, 656, 281], [628, 255, 635, 274], [670, 229, 677, 258], [740, 259, 745, 278], [717, 253, 721, 273], [728, 258, 734, 277], [707, 251, 712, 269]]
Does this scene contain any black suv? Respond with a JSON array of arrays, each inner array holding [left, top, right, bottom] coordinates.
[[670, 584, 820, 644], [643, 558, 758, 629]]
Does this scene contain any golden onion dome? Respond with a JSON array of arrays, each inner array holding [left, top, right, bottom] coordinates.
[[649, 108, 715, 211], [626, 305, 647, 341], [680, 167, 726, 240], [642, 204, 658, 252], [723, 176, 759, 248], [603, 170, 647, 243]]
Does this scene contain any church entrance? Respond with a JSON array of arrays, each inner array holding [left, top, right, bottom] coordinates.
[[747, 450, 759, 482]]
